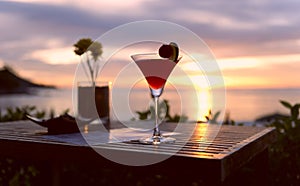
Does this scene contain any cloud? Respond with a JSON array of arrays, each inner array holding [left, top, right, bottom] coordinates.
[[12, 0, 156, 16], [23, 46, 78, 65], [0, 1, 115, 38], [222, 61, 300, 88], [0, 58, 4, 67], [2, 0, 300, 52], [217, 54, 300, 70], [173, 9, 259, 30], [17, 59, 78, 87], [1, 0, 300, 87]]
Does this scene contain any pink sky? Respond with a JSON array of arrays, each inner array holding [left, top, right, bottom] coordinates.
[[1, 0, 300, 88]]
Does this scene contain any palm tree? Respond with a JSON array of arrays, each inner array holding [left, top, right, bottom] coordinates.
[[73, 38, 103, 84]]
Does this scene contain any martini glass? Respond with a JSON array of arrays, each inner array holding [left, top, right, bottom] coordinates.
[[131, 53, 181, 144]]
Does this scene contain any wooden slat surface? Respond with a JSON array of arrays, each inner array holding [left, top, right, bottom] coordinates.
[[0, 121, 272, 157], [0, 120, 276, 182]]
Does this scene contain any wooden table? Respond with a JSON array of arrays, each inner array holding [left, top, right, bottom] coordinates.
[[0, 121, 276, 185]]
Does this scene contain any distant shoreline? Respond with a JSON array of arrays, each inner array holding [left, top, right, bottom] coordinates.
[[0, 86, 56, 96], [0, 66, 56, 95]]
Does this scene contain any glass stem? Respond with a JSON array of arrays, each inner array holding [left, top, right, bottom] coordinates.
[[153, 96, 161, 137]]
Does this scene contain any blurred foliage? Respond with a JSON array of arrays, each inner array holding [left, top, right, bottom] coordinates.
[[0, 105, 69, 185], [0, 105, 45, 122], [0, 158, 39, 186], [0, 105, 69, 122], [1, 101, 300, 185], [205, 101, 300, 185], [222, 111, 244, 126], [198, 101, 300, 185], [135, 99, 188, 122], [204, 109, 244, 126], [204, 109, 220, 124], [266, 100, 300, 185]]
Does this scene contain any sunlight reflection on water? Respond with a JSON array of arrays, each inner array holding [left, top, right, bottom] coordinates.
[[0, 88, 299, 122]]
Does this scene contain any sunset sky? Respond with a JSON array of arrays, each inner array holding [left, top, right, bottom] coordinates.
[[1, 0, 300, 88]]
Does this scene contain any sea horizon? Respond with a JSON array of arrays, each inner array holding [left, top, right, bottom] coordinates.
[[1, 86, 299, 124]]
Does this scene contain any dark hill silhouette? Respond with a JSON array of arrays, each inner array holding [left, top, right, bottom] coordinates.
[[0, 66, 55, 94]]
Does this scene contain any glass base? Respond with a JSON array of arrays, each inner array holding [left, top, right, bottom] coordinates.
[[139, 136, 176, 145]]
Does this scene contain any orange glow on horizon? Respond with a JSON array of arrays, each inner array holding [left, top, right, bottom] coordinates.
[[8, 49, 300, 89], [1, 0, 300, 91]]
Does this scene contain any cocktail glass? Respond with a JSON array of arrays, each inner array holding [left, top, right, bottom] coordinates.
[[131, 53, 181, 144]]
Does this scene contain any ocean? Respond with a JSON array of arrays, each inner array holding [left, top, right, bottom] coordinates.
[[0, 87, 299, 123]]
